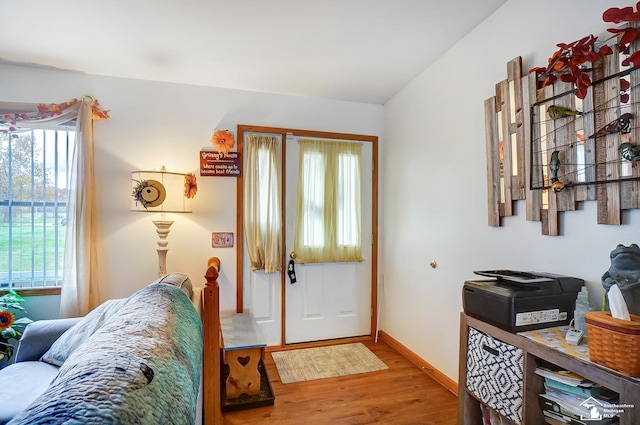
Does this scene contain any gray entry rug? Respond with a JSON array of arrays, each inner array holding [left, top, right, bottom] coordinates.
[[271, 342, 388, 384]]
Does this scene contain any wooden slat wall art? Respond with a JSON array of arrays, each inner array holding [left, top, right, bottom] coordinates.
[[508, 57, 527, 201], [485, 97, 501, 227], [485, 57, 527, 226], [485, 49, 640, 235], [628, 34, 640, 209], [497, 80, 513, 217], [523, 73, 542, 223], [581, 67, 597, 204], [619, 27, 640, 212], [595, 50, 622, 225]]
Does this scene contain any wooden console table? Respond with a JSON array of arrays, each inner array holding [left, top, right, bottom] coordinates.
[[458, 312, 640, 425]]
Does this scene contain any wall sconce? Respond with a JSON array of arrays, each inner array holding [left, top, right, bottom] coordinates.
[[131, 166, 197, 276]]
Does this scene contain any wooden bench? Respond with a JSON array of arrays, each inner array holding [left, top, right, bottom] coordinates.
[[220, 312, 267, 399]]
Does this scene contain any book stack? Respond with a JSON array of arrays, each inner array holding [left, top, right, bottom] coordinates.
[[536, 367, 619, 425]]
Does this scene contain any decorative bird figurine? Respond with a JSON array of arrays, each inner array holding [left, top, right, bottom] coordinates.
[[588, 113, 633, 139], [549, 150, 565, 192], [549, 150, 560, 180], [548, 105, 582, 120], [619, 142, 640, 162]]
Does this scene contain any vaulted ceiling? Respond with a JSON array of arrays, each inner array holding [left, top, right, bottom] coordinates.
[[2, 0, 507, 104]]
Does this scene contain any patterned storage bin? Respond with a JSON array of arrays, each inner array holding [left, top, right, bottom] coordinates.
[[466, 327, 524, 424]]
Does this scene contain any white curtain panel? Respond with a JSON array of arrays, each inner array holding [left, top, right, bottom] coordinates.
[[60, 100, 100, 317]]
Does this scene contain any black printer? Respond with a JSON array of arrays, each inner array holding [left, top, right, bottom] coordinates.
[[462, 270, 585, 333]]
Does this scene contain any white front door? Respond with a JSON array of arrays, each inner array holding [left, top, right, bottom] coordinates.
[[241, 128, 375, 346], [284, 135, 373, 344]]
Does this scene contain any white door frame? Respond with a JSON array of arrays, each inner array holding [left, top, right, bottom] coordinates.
[[236, 125, 379, 346]]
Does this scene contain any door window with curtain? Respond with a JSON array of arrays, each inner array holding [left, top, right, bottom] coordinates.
[[293, 139, 362, 263], [243, 134, 282, 273]]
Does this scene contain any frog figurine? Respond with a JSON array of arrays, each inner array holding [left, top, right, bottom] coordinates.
[[602, 244, 640, 315]]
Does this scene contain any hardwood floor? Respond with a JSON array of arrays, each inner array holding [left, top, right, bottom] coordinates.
[[222, 339, 458, 425]]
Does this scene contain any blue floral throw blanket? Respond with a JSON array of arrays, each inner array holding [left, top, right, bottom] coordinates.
[[9, 283, 203, 425]]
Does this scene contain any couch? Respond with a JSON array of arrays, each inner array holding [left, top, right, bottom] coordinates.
[[0, 273, 203, 425]]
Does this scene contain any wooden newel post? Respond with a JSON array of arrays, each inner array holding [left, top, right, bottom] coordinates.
[[203, 257, 222, 425]]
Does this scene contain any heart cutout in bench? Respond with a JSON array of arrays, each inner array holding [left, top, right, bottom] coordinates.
[[237, 356, 251, 367]]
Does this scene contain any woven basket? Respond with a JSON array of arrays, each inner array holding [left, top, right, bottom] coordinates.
[[585, 311, 640, 377]]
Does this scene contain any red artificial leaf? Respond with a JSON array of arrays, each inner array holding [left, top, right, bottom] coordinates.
[[541, 75, 556, 88], [575, 34, 596, 49], [620, 78, 631, 91], [566, 57, 579, 67], [548, 49, 562, 63], [586, 51, 598, 63], [578, 72, 591, 88], [622, 6, 636, 15], [598, 44, 613, 56], [603, 7, 623, 23], [628, 50, 640, 67], [576, 45, 589, 54], [626, 10, 640, 21], [576, 86, 588, 100], [553, 60, 566, 71], [559, 73, 575, 83], [621, 93, 630, 104], [605, 29, 625, 43], [604, 7, 634, 23], [529, 66, 547, 74], [622, 56, 631, 66], [620, 28, 639, 46]]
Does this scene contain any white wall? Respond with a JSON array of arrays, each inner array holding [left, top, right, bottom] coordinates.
[[382, 0, 639, 382], [0, 63, 383, 318]]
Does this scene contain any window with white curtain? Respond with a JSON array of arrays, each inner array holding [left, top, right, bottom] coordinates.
[[0, 127, 75, 289], [294, 139, 362, 263]]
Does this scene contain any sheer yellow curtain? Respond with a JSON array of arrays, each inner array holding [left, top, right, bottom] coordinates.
[[243, 134, 282, 273], [293, 139, 362, 263]]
